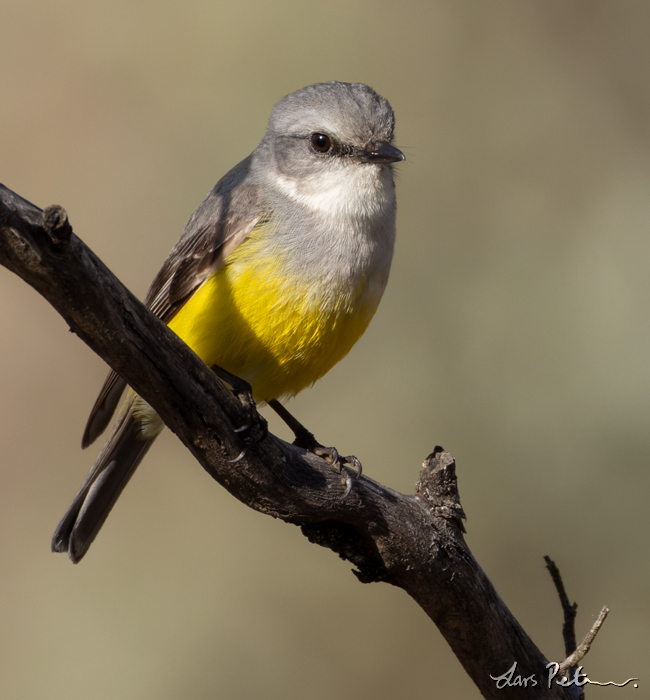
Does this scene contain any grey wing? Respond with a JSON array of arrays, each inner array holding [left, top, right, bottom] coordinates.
[[82, 155, 264, 447]]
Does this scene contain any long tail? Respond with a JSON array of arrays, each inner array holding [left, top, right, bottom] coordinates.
[[52, 402, 158, 564]]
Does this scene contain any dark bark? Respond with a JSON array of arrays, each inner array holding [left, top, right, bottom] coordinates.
[[0, 183, 584, 699]]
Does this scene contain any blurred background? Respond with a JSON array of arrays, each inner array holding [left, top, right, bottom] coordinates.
[[1, 1, 649, 697]]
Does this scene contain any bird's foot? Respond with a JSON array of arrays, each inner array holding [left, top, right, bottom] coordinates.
[[268, 399, 361, 498], [211, 365, 268, 462], [309, 443, 362, 500]]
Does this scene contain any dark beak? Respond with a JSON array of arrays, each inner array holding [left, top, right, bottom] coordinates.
[[362, 141, 405, 164]]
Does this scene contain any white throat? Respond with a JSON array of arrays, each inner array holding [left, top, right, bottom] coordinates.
[[275, 163, 395, 220]]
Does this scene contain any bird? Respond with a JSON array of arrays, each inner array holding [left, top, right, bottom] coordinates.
[[52, 81, 404, 563]]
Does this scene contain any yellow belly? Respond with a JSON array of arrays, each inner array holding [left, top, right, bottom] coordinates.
[[167, 236, 379, 402]]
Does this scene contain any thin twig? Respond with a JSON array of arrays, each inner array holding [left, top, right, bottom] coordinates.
[[544, 555, 578, 657], [557, 606, 609, 675]]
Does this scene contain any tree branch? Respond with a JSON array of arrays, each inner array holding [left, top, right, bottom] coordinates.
[[544, 557, 612, 698], [0, 183, 587, 699], [558, 607, 609, 677]]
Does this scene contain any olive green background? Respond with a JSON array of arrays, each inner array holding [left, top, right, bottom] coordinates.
[[1, 1, 649, 698]]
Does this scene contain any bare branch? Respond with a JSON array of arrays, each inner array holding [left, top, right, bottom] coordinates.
[[558, 607, 609, 676], [0, 183, 585, 699], [545, 555, 610, 689]]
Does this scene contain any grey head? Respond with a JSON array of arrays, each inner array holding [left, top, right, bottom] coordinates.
[[254, 82, 404, 193]]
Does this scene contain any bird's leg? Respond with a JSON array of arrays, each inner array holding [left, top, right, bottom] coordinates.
[[268, 399, 361, 497], [210, 365, 268, 461]]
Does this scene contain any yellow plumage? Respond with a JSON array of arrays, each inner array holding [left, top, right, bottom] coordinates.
[[167, 224, 378, 402]]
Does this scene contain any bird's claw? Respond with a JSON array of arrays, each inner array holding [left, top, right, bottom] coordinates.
[[211, 364, 268, 464], [228, 447, 247, 464], [266, 399, 360, 499], [312, 445, 362, 499]]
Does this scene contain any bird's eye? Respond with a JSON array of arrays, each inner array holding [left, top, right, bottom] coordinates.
[[310, 133, 332, 153]]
